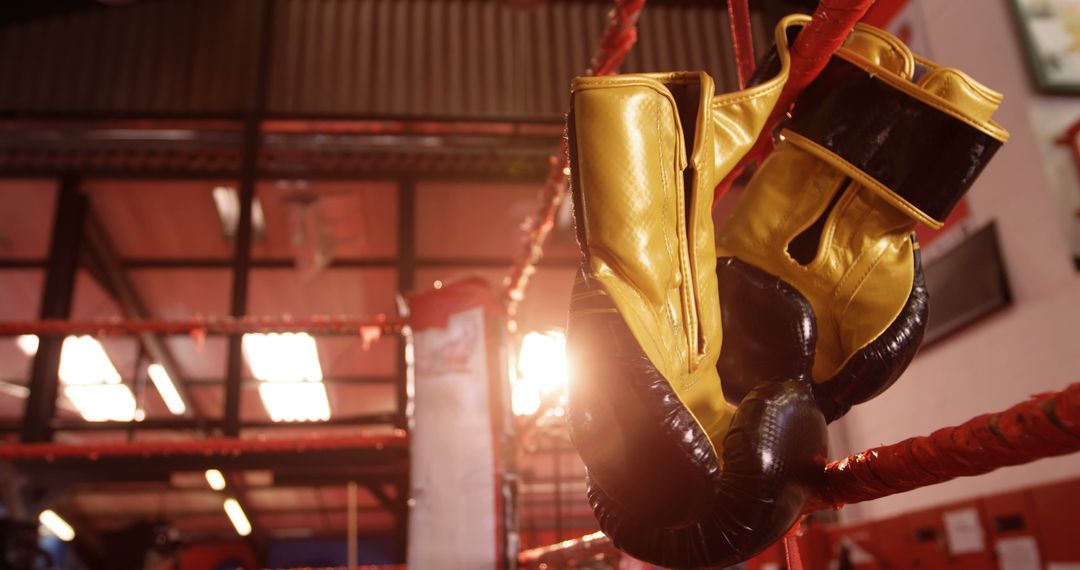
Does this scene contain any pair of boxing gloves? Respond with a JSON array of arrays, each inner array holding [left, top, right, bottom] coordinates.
[[565, 14, 1008, 569]]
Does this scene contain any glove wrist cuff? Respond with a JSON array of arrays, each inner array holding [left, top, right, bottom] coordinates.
[[783, 57, 1004, 229]]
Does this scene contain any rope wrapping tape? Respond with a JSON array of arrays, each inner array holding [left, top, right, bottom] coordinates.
[[810, 383, 1080, 510]]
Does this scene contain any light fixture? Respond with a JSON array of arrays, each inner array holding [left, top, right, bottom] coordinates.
[[242, 332, 323, 383], [39, 510, 75, 542], [63, 385, 137, 422], [205, 469, 226, 491], [511, 330, 569, 417], [257, 382, 331, 422], [58, 336, 121, 385], [242, 332, 330, 422], [147, 363, 186, 416], [58, 336, 136, 422], [212, 186, 266, 239], [223, 498, 252, 537], [510, 377, 542, 417], [15, 334, 39, 356]]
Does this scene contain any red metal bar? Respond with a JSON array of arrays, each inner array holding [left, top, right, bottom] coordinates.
[[727, 0, 756, 88], [809, 382, 1080, 510], [715, 0, 877, 203], [0, 431, 408, 461], [0, 315, 404, 337]]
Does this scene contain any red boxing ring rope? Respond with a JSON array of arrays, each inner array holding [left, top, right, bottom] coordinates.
[[502, 154, 568, 319], [727, 0, 755, 88], [518, 382, 1080, 568], [0, 314, 404, 337], [0, 432, 408, 461], [502, 0, 646, 316], [586, 0, 647, 77], [809, 382, 1080, 510], [715, 0, 877, 203]]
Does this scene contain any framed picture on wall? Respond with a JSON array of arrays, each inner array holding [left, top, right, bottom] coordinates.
[[1010, 0, 1080, 94]]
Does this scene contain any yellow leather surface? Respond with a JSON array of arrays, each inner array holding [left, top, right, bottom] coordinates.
[[716, 20, 1006, 382], [570, 15, 807, 448]]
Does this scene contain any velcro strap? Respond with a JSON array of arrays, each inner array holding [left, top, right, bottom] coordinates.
[[785, 57, 1002, 226]]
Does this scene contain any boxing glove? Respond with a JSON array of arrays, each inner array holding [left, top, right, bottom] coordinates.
[[716, 20, 1008, 423], [566, 15, 828, 568]]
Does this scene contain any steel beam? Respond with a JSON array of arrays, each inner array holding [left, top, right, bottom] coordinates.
[[21, 173, 87, 443], [223, 0, 277, 439]]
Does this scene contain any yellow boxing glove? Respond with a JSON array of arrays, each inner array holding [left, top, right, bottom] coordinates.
[[566, 15, 828, 568], [716, 19, 1008, 423]]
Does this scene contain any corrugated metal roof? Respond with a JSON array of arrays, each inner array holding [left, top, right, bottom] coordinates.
[[0, 0, 747, 119], [0, 0, 262, 115], [266, 0, 743, 118]]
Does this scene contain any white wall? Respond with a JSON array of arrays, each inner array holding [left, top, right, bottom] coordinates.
[[835, 0, 1080, 524]]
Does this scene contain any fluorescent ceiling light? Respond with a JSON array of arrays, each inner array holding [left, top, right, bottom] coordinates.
[[63, 384, 137, 422], [223, 498, 252, 537], [242, 332, 323, 383], [39, 510, 75, 542], [243, 333, 328, 422], [257, 382, 330, 422], [205, 469, 226, 491], [147, 363, 187, 416], [517, 331, 568, 394], [55, 336, 136, 422], [58, 336, 121, 386], [16, 334, 39, 356], [213, 186, 265, 239]]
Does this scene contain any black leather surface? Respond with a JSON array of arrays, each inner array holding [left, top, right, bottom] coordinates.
[[787, 58, 1002, 224], [567, 260, 828, 568], [716, 256, 817, 404], [587, 379, 827, 569]]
